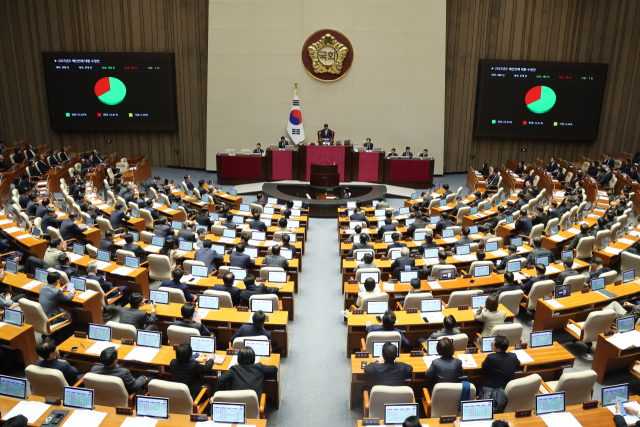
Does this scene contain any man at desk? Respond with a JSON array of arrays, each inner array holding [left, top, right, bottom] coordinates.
[[363, 138, 373, 151], [402, 147, 413, 158], [39, 271, 76, 332], [387, 148, 398, 158], [231, 310, 272, 342], [419, 149, 429, 158], [171, 342, 215, 399], [174, 303, 213, 336], [160, 267, 197, 302], [350, 208, 370, 228], [253, 143, 264, 154], [319, 124, 333, 142], [84, 261, 129, 305], [213, 347, 278, 401], [230, 243, 256, 270], [365, 311, 410, 348], [386, 233, 407, 257], [526, 237, 555, 266], [239, 274, 283, 307], [91, 347, 147, 394], [278, 137, 287, 149], [60, 213, 88, 240], [363, 342, 413, 387], [391, 247, 415, 275], [35, 338, 81, 385], [492, 272, 523, 297], [585, 257, 612, 284]]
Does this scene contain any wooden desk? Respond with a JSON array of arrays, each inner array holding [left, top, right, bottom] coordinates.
[[122, 159, 152, 184], [592, 325, 640, 383], [71, 255, 150, 298], [594, 229, 640, 268], [345, 305, 515, 357], [0, 215, 48, 259], [467, 169, 486, 190], [349, 342, 574, 408], [0, 394, 266, 426], [533, 279, 640, 332], [0, 322, 38, 366], [45, 156, 78, 193]]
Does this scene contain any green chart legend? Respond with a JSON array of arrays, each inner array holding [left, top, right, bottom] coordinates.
[[94, 77, 126, 105]]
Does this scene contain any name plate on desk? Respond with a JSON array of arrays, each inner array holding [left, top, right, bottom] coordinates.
[[583, 400, 599, 409], [380, 257, 389, 261], [388, 279, 397, 283], [121, 339, 133, 345], [410, 350, 424, 357], [405, 237, 412, 242], [604, 330, 614, 336], [615, 280, 623, 286], [362, 418, 380, 425], [237, 306, 248, 312], [463, 275, 472, 279], [226, 349, 239, 355], [74, 331, 87, 339], [346, 257, 354, 261], [352, 309, 364, 315], [45, 396, 62, 405], [515, 343, 528, 350], [190, 414, 208, 422], [465, 348, 478, 354], [355, 352, 369, 358], [116, 407, 133, 415], [458, 305, 469, 310], [375, 240, 382, 243], [415, 255, 423, 259], [581, 287, 590, 293], [348, 280, 357, 284], [544, 295, 552, 300], [407, 308, 418, 314], [256, 278, 266, 282], [515, 409, 532, 418], [439, 416, 457, 423]]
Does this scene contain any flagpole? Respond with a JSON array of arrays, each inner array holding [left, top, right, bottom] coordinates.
[[295, 82, 298, 95]]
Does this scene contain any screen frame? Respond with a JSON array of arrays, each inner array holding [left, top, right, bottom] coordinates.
[[0, 375, 27, 400], [535, 392, 565, 415], [530, 330, 554, 349], [135, 396, 170, 419], [601, 383, 629, 406], [383, 403, 419, 425], [63, 386, 94, 410], [136, 330, 162, 349], [88, 323, 111, 342], [211, 402, 246, 425], [189, 336, 216, 354]]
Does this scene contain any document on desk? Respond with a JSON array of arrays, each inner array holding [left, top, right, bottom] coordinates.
[[260, 214, 273, 220], [545, 266, 561, 274], [180, 276, 202, 284], [62, 410, 108, 427], [427, 281, 442, 289], [423, 355, 441, 368], [22, 280, 42, 290], [567, 228, 581, 235], [217, 237, 235, 244], [618, 238, 636, 245], [587, 214, 600, 219], [605, 401, 640, 424], [629, 231, 640, 238], [1, 400, 50, 423], [490, 250, 508, 257], [120, 416, 158, 427], [16, 234, 32, 240], [453, 255, 477, 262], [513, 273, 527, 281], [549, 235, 567, 242], [86, 341, 121, 355], [511, 349, 534, 363], [382, 282, 395, 291], [263, 240, 277, 246], [68, 253, 83, 262], [111, 267, 135, 276], [95, 261, 112, 270], [95, 204, 110, 210], [424, 258, 439, 265], [197, 309, 210, 319], [248, 239, 262, 246], [423, 312, 444, 323], [545, 299, 564, 309], [470, 234, 483, 239], [571, 262, 581, 269], [76, 290, 98, 300], [0, 219, 12, 225], [144, 245, 162, 253], [604, 247, 623, 255], [442, 237, 457, 244], [457, 354, 478, 368], [459, 421, 492, 427], [0, 322, 5, 328], [124, 346, 160, 363], [4, 227, 21, 234], [540, 411, 583, 427], [516, 246, 528, 253]]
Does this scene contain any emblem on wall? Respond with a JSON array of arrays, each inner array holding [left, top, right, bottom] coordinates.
[[302, 29, 354, 82]]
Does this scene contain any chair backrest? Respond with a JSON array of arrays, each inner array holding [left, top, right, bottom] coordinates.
[[529, 223, 544, 241], [141, 231, 154, 242], [437, 333, 468, 352], [259, 266, 285, 279], [249, 294, 280, 311], [402, 293, 433, 310], [610, 222, 621, 241], [212, 390, 260, 419], [128, 202, 138, 212], [203, 289, 234, 308], [563, 274, 586, 293], [599, 270, 617, 285], [553, 370, 597, 406], [609, 175, 618, 189], [581, 161, 590, 172], [96, 217, 113, 236], [582, 310, 617, 342], [47, 226, 62, 240], [497, 290, 524, 316], [575, 236, 595, 260], [147, 380, 192, 415], [430, 383, 476, 418], [447, 290, 477, 308], [249, 203, 263, 213], [25, 365, 68, 398], [19, 298, 50, 335], [34, 216, 42, 230], [369, 386, 415, 419], [167, 325, 200, 345], [211, 225, 225, 235], [364, 331, 401, 355], [106, 321, 137, 341], [486, 237, 503, 248], [617, 214, 628, 228], [525, 280, 555, 310], [503, 374, 542, 413], [85, 278, 107, 308], [232, 335, 269, 350], [430, 264, 457, 279], [621, 251, 640, 275], [354, 268, 382, 283], [491, 323, 523, 345], [558, 212, 569, 230], [116, 249, 136, 263], [148, 254, 172, 281], [82, 373, 129, 407], [48, 267, 69, 284], [544, 218, 559, 235], [159, 286, 187, 304], [456, 207, 471, 224]]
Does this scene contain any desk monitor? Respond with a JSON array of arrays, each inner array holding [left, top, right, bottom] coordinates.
[[602, 237, 610, 247], [125, 256, 140, 269], [623, 269, 635, 283], [212, 402, 246, 425], [211, 244, 225, 255], [136, 396, 169, 419], [561, 250, 573, 262], [239, 204, 250, 212], [0, 375, 26, 399], [230, 269, 247, 281], [591, 277, 606, 292], [157, 198, 164, 206], [347, 201, 356, 209], [430, 216, 439, 225], [602, 384, 629, 407], [468, 225, 479, 234], [426, 339, 439, 356], [151, 236, 165, 247], [232, 215, 244, 224], [267, 270, 287, 284], [506, 216, 514, 224], [179, 240, 194, 251], [86, 218, 94, 228], [63, 387, 93, 410], [399, 207, 410, 215], [456, 245, 471, 256], [507, 260, 522, 273], [5, 260, 18, 275], [292, 201, 302, 209], [530, 330, 554, 348], [284, 232, 297, 242], [3, 308, 22, 327], [150, 290, 169, 305], [511, 237, 523, 247], [252, 231, 266, 241], [97, 250, 110, 263], [536, 392, 565, 415], [535, 256, 549, 266], [280, 248, 293, 261], [461, 400, 493, 422], [35, 268, 48, 283], [267, 197, 278, 205], [171, 202, 179, 211], [263, 207, 275, 215], [566, 220, 573, 230], [554, 284, 571, 299], [366, 300, 388, 315], [384, 404, 419, 425], [405, 218, 415, 227], [209, 212, 219, 221], [374, 209, 386, 217], [245, 339, 271, 357], [470, 207, 479, 215], [421, 298, 442, 313], [617, 316, 635, 334], [230, 189, 237, 197], [223, 229, 236, 238], [389, 249, 402, 260], [137, 330, 162, 348], [250, 298, 274, 314], [32, 227, 41, 239], [373, 341, 400, 358], [383, 233, 395, 243], [472, 295, 489, 309], [356, 249, 374, 262], [69, 277, 86, 292], [192, 265, 208, 278], [199, 295, 220, 310], [413, 231, 426, 241], [481, 336, 495, 353], [172, 220, 183, 230], [399, 270, 419, 283], [411, 192, 418, 200], [424, 248, 439, 259], [442, 229, 455, 238], [190, 336, 216, 354], [88, 323, 111, 342], [360, 271, 380, 284], [439, 200, 447, 207], [437, 268, 456, 281], [245, 246, 258, 258], [473, 265, 491, 278], [131, 209, 140, 219]]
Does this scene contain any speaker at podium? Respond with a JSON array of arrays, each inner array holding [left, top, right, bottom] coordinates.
[[310, 164, 339, 187]]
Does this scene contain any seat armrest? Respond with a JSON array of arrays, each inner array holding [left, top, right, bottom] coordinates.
[[72, 378, 84, 387], [128, 391, 137, 408], [630, 360, 640, 378], [474, 333, 483, 349], [422, 388, 432, 418], [259, 393, 266, 419], [278, 300, 283, 311], [421, 341, 429, 352], [46, 312, 72, 333], [104, 287, 123, 305], [363, 390, 370, 417], [193, 386, 211, 414], [565, 319, 584, 340], [396, 301, 403, 311], [360, 338, 366, 353], [460, 270, 468, 275], [540, 379, 553, 393]]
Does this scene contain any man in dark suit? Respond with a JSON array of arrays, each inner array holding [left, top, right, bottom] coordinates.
[[253, 143, 264, 154], [602, 153, 615, 168], [84, 260, 129, 305], [418, 233, 437, 255], [119, 293, 158, 330], [25, 194, 38, 217], [407, 212, 427, 235], [42, 207, 63, 235], [547, 157, 558, 173], [531, 205, 548, 228], [480, 336, 520, 389], [123, 187, 134, 205], [435, 212, 453, 235], [419, 149, 429, 158], [122, 233, 146, 261], [229, 243, 256, 269], [496, 245, 521, 271], [420, 191, 434, 209], [248, 211, 267, 231], [280, 233, 297, 256], [526, 237, 555, 266], [60, 213, 87, 240], [365, 311, 410, 348], [91, 347, 147, 393], [173, 303, 213, 336], [565, 223, 590, 251], [154, 217, 173, 239], [240, 274, 282, 306], [585, 257, 612, 285], [170, 342, 215, 399], [596, 168, 613, 187], [36, 199, 50, 218], [492, 272, 523, 298], [39, 271, 76, 331], [348, 233, 373, 257], [160, 267, 196, 302], [178, 221, 197, 242], [143, 199, 160, 221], [520, 264, 549, 295], [110, 203, 130, 232], [36, 155, 50, 173], [278, 137, 287, 149], [402, 147, 413, 158], [555, 257, 580, 286], [183, 174, 194, 191], [385, 232, 407, 257], [350, 208, 370, 228], [0, 155, 11, 171], [454, 227, 474, 247], [319, 124, 333, 141], [195, 207, 214, 229], [629, 166, 640, 182], [264, 245, 289, 268], [488, 205, 508, 231], [515, 161, 525, 175], [76, 194, 88, 213], [231, 310, 272, 341], [35, 338, 80, 385], [195, 239, 224, 275], [363, 138, 373, 151], [24, 144, 37, 159], [221, 212, 237, 230], [99, 230, 117, 259], [91, 150, 105, 166], [214, 347, 278, 399], [213, 273, 242, 306], [514, 208, 533, 236], [376, 218, 397, 239], [135, 191, 147, 209], [18, 187, 31, 209], [363, 342, 412, 387], [391, 247, 415, 277], [547, 201, 562, 221]]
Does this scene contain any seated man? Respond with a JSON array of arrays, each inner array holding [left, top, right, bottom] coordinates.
[[84, 260, 129, 305], [520, 264, 549, 295], [514, 208, 532, 236], [143, 199, 160, 220], [230, 310, 272, 342], [480, 336, 520, 390], [265, 245, 289, 268], [54, 254, 79, 279], [363, 342, 413, 387], [240, 274, 283, 307], [454, 226, 474, 247], [354, 253, 377, 273], [407, 212, 427, 235], [155, 217, 173, 238], [391, 247, 415, 277], [91, 347, 147, 394], [435, 212, 453, 234], [555, 257, 580, 285], [39, 271, 76, 333], [401, 278, 423, 308], [119, 293, 158, 331], [385, 232, 407, 257], [229, 243, 256, 270], [110, 203, 130, 233], [195, 239, 224, 275], [422, 315, 460, 342], [170, 342, 214, 399], [160, 267, 196, 302], [213, 347, 278, 400], [377, 218, 397, 239], [122, 233, 147, 261], [212, 273, 242, 306], [423, 250, 458, 278], [585, 256, 612, 284], [526, 237, 555, 267], [99, 230, 117, 259], [348, 233, 373, 257], [350, 208, 370, 228], [365, 311, 409, 348], [35, 338, 81, 385], [173, 302, 213, 336], [418, 232, 437, 255], [491, 271, 523, 298], [248, 211, 267, 232], [279, 233, 297, 257]]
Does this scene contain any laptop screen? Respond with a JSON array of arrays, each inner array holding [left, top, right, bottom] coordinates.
[[437, 268, 456, 281], [473, 265, 491, 278], [421, 298, 442, 313], [360, 271, 380, 284], [399, 270, 419, 283], [245, 339, 271, 357], [250, 299, 273, 313], [64, 387, 93, 410], [349, 221, 363, 230], [591, 277, 605, 291], [5, 260, 17, 275], [32, 227, 41, 239], [171, 202, 179, 211], [209, 212, 219, 220], [35, 268, 48, 283], [366, 300, 388, 314], [413, 231, 426, 241], [97, 250, 110, 262], [470, 207, 478, 215], [0, 375, 26, 399], [481, 337, 495, 353], [623, 269, 635, 283], [136, 396, 169, 419], [125, 256, 140, 269], [472, 295, 489, 309], [3, 308, 22, 327], [347, 201, 356, 209], [602, 384, 629, 406], [506, 215, 514, 224], [150, 290, 169, 305], [550, 225, 559, 235], [129, 232, 139, 242], [426, 339, 439, 356], [137, 330, 162, 348], [384, 404, 418, 425], [239, 204, 250, 212], [230, 269, 247, 281], [232, 215, 244, 224], [179, 241, 193, 251], [536, 392, 565, 415], [507, 260, 521, 272], [536, 256, 549, 266], [211, 244, 225, 255], [468, 225, 479, 234], [511, 237, 523, 247], [212, 402, 246, 425], [199, 295, 219, 310], [151, 236, 165, 247], [405, 218, 415, 227], [252, 231, 266, 241], [88, 324, 111, 342], [172, 220, 183, 230], [131, 209, 139, 219], [280, 248, 293, 260], [373, 341, 400, 358], [190, 336, 216, 354], [442, 229, 454, 238], [555, 284, 571, 298], [389, 249, 402, 260], [430, 216, 439, 225], [223, 229, 236, 238], [461, 400, 493, 422], [268, 271, 287, 283], [617, 316, 635, 334], [530, 330, 554, 348], [70, 277, 86, 292], [456, 245, 471, 255], [561, 250, 573, 262], [188, 265, 207, 278], [399, 207, 410, 215], [267, 197, 278, 205], [375, 209, 386, 217]]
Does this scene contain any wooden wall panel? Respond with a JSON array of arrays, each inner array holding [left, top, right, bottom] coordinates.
[[0, 0, 208, 168], [445, 0, 640, 173]]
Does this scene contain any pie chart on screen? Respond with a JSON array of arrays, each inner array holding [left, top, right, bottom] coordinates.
[[525, 85, 556, 114], [94, 77, 126, 105]]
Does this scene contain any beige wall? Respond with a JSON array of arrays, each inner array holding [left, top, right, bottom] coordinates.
[[207, 0, 446, 175]]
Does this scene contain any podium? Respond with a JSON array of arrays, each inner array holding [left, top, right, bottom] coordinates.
[[310, 164, 339, 187]]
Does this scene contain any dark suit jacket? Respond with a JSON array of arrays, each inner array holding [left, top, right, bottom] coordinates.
[[526, 248, 555, 266], [481, 352, 520, 389], [230, 324, 271, 342], [522, 274, 549, 295], [497, 253, 521, 271], [0, 161, 11, 171], [386, 242, 407, 257], [90, 365, 146, 393], [170, 358, 214, 399], [91, 154, 104, 165], [60, 219, 86, 240], [435, 219, 453, 234], [178, 229, 196, 242], [319, 129, 333, 140], [195, 214, 213, 228], [55, 264, 79, 278], [363, 361, 413, 387], [264, 255, 288, 268], [515, 217, 533, 236], [173, 319, 213, 337], [419, 241, 438, 255], [39, 284, 74, 319], [391, 256, 415, 273], [19, 194, 29, 209], [348, 243, 373, 257], [36, 204, 48, 218], [26, 201, 38, 217], [566, 231, 590, 251], [36, 358, 80, 386], [365, 324, 410, 347], [123, 192, 134, 204], [160, 279, 196, 302], [215, 363, 278, 398], [229, 252, 256, 269], [249, 220, 267, 232], [123, 243, 147, 260], [240, 284, 279, 306], [424, 357, 463, 393], [84, 274, 115, 294], [492, 283, 523, 298], [402, 152, 413, 158], [136, 198, 146, 209], [278, 140, 287, 149], [363, 142, 373, 150], [212, 284, 242, 306], [377, 224, 397, 239], [407, 220, 427, 235], [547, 162, 558, 173], [614, 414, 640, 427], [586, 267, 612, 284], [195, 248, 224, 274], [531, 212, 548, 228], [110, 210, 130, 230], [155, 224, 173, 238], [37, 160, 50, 173], [454, 236, 474, 247], [119, 307, 157, 330], [99, 237, 116, 258], [350, 213, 370, 228], [555, 268, 579, 286]]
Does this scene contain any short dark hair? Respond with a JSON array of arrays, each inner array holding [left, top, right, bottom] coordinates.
[[402, 416, 421, 427], [360, 234, 368, 244], [243, 274, 256, 286], [272, 244, 281, 255], [236, 243, 245, 253], [476, 250, 486, 261], [592, 256, 603, 265], [443, 314, 456, 330], [58, 254, 69, 265], [130, 293, 144, 307], [47, 271, 60, 285], [181, 302, 196, 319], [36, 338, 57, 359], [172, 267, 184, 280], [363, 253, 374, 264], [392, 232, 400, 241], [491, 421, 509, 427], [99, 346, 118, 366], [223, 273, 234, 285], [494, 335, 509, 351], [176, 342, 193, 362], [410, 278, 420, 290], [363, 277, 376, 291], [486, 296, 499, 311], [49, 238, 62, 248], [124, 234, 133, 244], [3, 415, 28, 427], [438, 250, 447, 261], [437, 337, 454, 358], [382, 311, 396, 329], [462, 226, 470, 236], [252, 310, 266, 327], [105, 230, 113, 239], [504, 271, 514, 283], [382, 342, 398, 362], [281, 233, 290, 244], [238, 347, 256, 365], [532, 237, 542, 247], [535, 264, 546, 275]]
